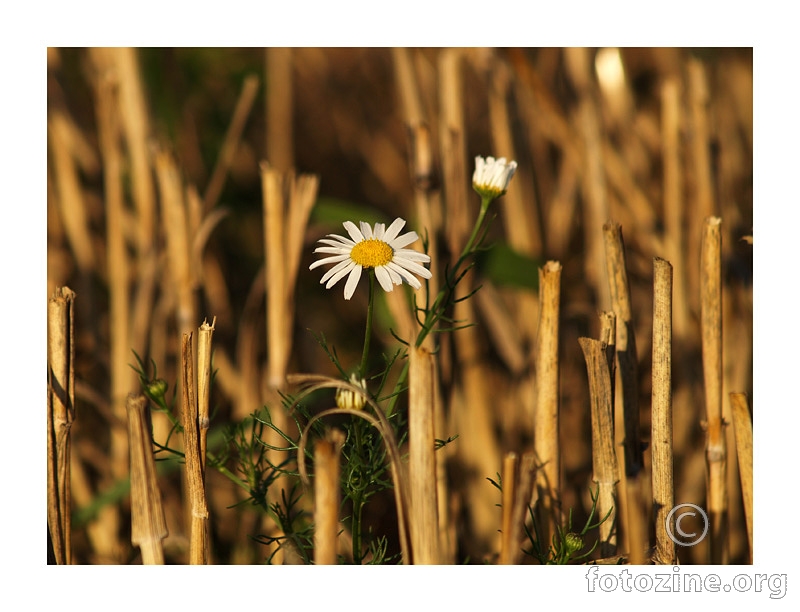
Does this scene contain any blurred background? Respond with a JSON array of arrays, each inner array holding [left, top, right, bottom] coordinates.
[[46, 47, 752, 564]]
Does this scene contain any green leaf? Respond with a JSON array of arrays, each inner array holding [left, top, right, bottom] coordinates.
[[476, 241, 541, 291]]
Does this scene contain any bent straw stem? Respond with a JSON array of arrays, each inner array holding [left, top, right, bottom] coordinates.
[[204, 74, 260, 212], [729, 392, 753, 563], [293, 382, 412, 564]]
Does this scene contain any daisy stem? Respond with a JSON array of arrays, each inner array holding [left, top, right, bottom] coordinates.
[[460, 196, 492, 262], [415, 195, 494, 348], [359, 270, 375, 378]]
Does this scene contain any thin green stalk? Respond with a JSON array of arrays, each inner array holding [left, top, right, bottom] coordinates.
[[415, 196, 492, 348], [359, 270, 376, 378], [461, 197, 491, 261]]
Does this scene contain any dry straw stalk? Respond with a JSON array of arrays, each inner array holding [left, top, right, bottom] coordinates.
[[111, 47, 156, 256], [127, 394, 168, 564], [181, 332, 209, 564], [651, 257, 676, 565], [204, 74, 260, 212], [313, 429, 346, 565], [197, 317, 216, 467], [661, 78, 690, 338], [498, 452, 536, 565], [261, 163, 319, 394], [499, 452, 518, 565], [579, 332, 619, 558], [602, 221, 643, 475], [47, 286, 76, 565], [565, 47, 610, 307], [729, 392, 753, 563], [438, 48, 469, 260], [534, 260, 562, 544], [48, 113, 96, 273], [155, 148, 195, 334], [409, 344, 440, 564], [602, 221, 646, 563], [92, 54, 133, 488], [701, 216, 727, 563], [265, 48, 294, 172]]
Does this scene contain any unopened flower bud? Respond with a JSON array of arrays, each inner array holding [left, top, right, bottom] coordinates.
[[564, 532, 584, 555], [145, 378, 168, 403], [472, 155, 517, 200], [336, 374, 368, 410]]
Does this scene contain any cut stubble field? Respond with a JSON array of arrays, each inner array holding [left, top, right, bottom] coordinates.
[[46, 47, 753, 566]]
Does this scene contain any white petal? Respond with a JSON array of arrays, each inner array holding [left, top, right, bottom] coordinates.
[[313, 246, 351, 255], [394, 248, 430, 263], [383, 264, 403, 285], [325, 265, 354, 289], [386, 261, 422, 289], [383, 218, 407, 243], [359, 221, 373, 239], [343, 265, 363, 300], [388, 230, 419, 249], [321, 259, 356, 285], [473, 156, 485, 183], [318, 236, 354, 247], [310, 253, 351, 271], [387, 261, 416, 284], [391, 256, 432, 279], [473, 155, 517, 192], [374, 266, 395, 292], [372, 222, 386, 240], [343, 221, 365, 243]]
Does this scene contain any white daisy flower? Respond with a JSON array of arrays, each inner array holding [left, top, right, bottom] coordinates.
[[309, 217, 432, 300], [472, 155, 517, 199]]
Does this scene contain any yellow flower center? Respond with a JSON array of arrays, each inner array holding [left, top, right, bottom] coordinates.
[[350, 238, 394, 268]]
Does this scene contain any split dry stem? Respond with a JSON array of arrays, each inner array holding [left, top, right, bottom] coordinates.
[[579, 333, 619, 558], [47, 286, 76, 565], [181, 332, 209, 564], [127, 394, 168, 564]]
